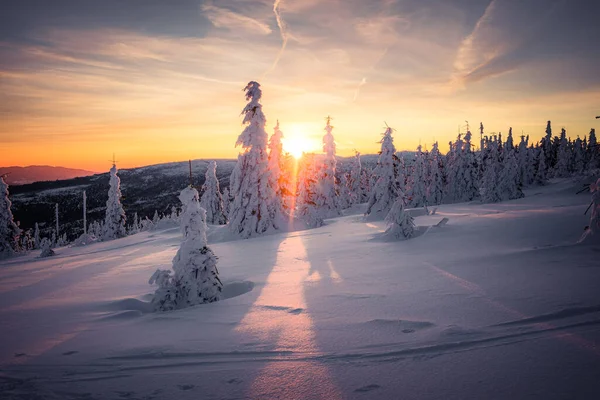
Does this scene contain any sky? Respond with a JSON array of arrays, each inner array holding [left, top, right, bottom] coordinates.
[[1, 0, 599, 171]]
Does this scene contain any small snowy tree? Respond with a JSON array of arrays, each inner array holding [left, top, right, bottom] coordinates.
[[407, 145, 428, 208], [39, 238, 55, 258], [149, 186, 222, 311], [222, 187, 231, 217], [200, 161, 227, 225], [103, 163, 127, 240], [228, 81, 280, 238], [0, 176, 21, 258], [480, 139, 502, 203], [426, 142, 444, 205], [385, 193, 415, 240], [314, 117, 341, 218], [296, 154, 323, 228], [268, 121, 292, 216], [33, 222, 41, 250], [553, 128, 570, 178], [534, 147, 548, 185], [366, 127, 399, 218], [348, 151, 365, 204], [131, 212, 140, 234]]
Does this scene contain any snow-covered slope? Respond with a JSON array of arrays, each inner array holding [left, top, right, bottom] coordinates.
[[1, 178, 599, 399]]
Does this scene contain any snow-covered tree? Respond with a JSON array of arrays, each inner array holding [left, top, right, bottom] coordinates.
[[554, 128, 570, 178], [407, 145, 428, 208], [385, 193, 415, 240], [268, 121, 292, 216], [587, 128, 599, 170], [480, 139, 502, 203], [426, 142, 444, 205], [149, 186, 222, 311], [39, 238, 55, 258], [348, 151, 366, 204], [228, 81, 280, 238], [222, 187, 231, 217], [505, 127, 514, 152], [366, 127, 399, 218], [534, 146, 548, 185], [33, 222, 41, 250], [200, 161, 227, 225], [131, 212, 140, 234], [315, 117, 341, 218], [103, 163, 127, 240], [499, 149, 524, 200], [0, 176, 21, 258], [572, 137, 585, 175], [296, 154, 323, 228]]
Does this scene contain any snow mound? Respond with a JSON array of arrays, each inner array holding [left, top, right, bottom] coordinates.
[[364, 319, 435, 332], [101, 298, 154, 313]]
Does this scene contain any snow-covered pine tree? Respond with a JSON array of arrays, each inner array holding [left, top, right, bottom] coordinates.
[[296, 153, 323, 228], [499, 148, 524, 200], [222, 187, 231, 217], [505, 127, 514, 152], [587, 128, 599, 170], [199, 161, 227, 225], [534, 146, 547, 185], [480, 138, 502, 203], [426, 142, 444, 205], [103, 163, 127, 240], [571, 137, 585, 175], [33, 222, 41, 250], [338, 173, 352, 210], [407, 145, 427, 208], [315, 116, 341, 218], [228, 81, 280, 238], [384, 190, 415, 240], [0, 175, 21, 258], [542, 121, 554, 174], [348, 151, 365, 204], [39, 238, 55, 258], [267, 121, 292, 216], [366, 127, 399, 219], [553, 128, 570, 178], [131, 212, 140, 234], [149, 186, 222, 311], [462, 130, 480, 201]]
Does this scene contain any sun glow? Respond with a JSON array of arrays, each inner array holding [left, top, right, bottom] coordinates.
[[281, 124, 320, 159]]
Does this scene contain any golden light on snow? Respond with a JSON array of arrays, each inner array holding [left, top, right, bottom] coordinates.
[[235, 235, 342, 399]]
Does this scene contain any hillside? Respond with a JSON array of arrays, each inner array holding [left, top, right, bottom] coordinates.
[[0, 166, 97, 185]]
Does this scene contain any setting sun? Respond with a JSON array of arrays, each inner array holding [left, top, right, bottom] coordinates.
[[281, 124, 321, 159]]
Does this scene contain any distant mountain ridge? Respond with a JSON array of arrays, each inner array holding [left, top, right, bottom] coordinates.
[[0, 165, 97, 185]]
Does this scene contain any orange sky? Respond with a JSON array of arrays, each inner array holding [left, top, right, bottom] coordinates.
[[1, 0, 599, 171]]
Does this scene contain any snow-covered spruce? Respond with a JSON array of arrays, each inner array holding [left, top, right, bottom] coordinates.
[[0, 175, 21, 258], [296, 153, 324, 228], [39, 238, 55, 258], [149, 186, 222, 311], [268, 121, 293, 214], [348, 151, 366, 205], [384, 193, 415, 240], [228, 81, 281, 238], [103, 164, 127, 240], [366, 127, 399, 219], [407, 145, 428, 208], [200, 161, 227, 225], [426, 142, 444, 205], [499, 149, 524, 200], [315, 117, 341, 218]]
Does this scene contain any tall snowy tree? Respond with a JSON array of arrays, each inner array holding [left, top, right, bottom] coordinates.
[[315, 117, 341, 218], [103, 163, 127, 240], [149, 186, 222, 311], [348, 151, 366, 204], [553, 128, 571, 178], [222, 187, 231, 217], [200, 161, 227, 225], [572, 137, 585, 175], [0, 175, 21, 258], [534, 146, 548, 185], [407, 145, 428, 208], [499, 149, 524, 200], [228, 81, 280, 238], [366, 127, 399, 219], [426, 142, 444, 205], [267, 121, 292, 215], [587, 128, 599, 169], [480, 139, 502, 203], [33, 222, 41, 250], [296, 154, 323, 228]]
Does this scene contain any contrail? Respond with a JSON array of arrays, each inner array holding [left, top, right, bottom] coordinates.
[[352, 48, 388, 102], [263, 0, 288, 77], [353, 77, 367, 102]]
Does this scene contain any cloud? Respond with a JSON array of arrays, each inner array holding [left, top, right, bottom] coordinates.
[[263, 0, 289, 76], [201, 3, 272, 35]]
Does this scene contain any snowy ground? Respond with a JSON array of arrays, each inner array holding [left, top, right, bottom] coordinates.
[[1, 178, 599, 399]]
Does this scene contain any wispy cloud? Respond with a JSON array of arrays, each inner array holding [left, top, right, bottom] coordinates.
[[202, 2, 272, 35]]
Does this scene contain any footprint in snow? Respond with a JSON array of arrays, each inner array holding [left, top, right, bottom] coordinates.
[[178, 384, 195, 391], [227, 378, 243, 384], [355, 384, 381, 393], [62, 350, 79, 356], [14, 353, 26, 358]]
